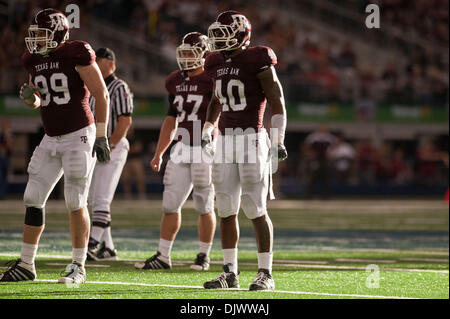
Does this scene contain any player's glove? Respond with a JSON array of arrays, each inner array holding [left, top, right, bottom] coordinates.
[[201, 122, 215, 157], [92, 136, 111, 163], [273, 143, 288, 162], [19, 83, 40, 105]]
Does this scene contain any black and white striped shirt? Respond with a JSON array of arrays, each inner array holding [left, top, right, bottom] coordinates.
[[89, 74, 134, 138]]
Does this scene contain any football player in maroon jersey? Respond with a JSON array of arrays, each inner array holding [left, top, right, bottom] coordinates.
[[0, 9, 110, 284], [134, 32, 217, 271], [201, 11, 288, 291]]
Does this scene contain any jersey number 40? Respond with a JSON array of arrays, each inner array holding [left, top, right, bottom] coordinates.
[[215, 79, 247, 112]]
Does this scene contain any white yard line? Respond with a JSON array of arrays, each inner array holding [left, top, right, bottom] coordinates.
[[335, 258, 397, 264], [33, 279, 419, 299], [399, 258, 449, 263], [45, 263, 111, 268]]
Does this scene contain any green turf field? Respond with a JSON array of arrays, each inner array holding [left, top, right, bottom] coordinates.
[[0, 199, 448, 299]]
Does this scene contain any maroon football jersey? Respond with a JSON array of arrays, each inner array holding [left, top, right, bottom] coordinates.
[[165, 70, 213, 145], [22, 40, 95, 136], [204, 46, 277, 135]]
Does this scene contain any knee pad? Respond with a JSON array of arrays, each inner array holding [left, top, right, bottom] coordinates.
[[216, 193, 238, 218], [240, 193, 266, 219], [240, 172, 269, 219], [23, 178, 46, 208], [63, 151, 94, 211], [24, 206, 45, 226], [192, 185, 214, 215], [65, 177, 90, 211], [162, 189, 183, 213]]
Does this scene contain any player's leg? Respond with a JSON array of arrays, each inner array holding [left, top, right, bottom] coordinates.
[[88, 141, 128, 260], [204, 162, 241, 289], [58, 128, 96, 284], [190, 162, 216, 271], [0, 142, 63, 282], [239, 131, 275, 291], [135, 160, 192, 270]]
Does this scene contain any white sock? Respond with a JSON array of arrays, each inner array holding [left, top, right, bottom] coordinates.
[[158, 238, 174, 258], [223, 248, 238, 275], [102, 227, 115, 250], [20, 242, 38, 266], [72, 248, 87, 267], [90, 226, 105, 244], [257, 252, 273, 273], [199, 241, 213, 256]]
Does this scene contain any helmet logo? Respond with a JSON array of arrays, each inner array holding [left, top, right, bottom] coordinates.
[[49, 13, 68, 31], [231, 14, 250, 32]]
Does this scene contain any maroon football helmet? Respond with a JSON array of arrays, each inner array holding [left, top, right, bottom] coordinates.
[[176, 32, 209, 71], [207, 10, 251, 52], [25, 8, 70, 54]]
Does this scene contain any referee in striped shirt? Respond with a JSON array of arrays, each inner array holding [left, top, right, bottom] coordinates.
[[87, 47, 133, 261]]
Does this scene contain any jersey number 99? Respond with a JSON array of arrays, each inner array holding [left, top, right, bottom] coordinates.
[[34, 73, 71, 107]]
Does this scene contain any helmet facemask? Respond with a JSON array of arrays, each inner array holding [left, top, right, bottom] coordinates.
[[207, 14, 251, 52], [25, 10, 70, 55], [176, 44, 206, 71], [25, 25, 69, 55], [176, 33, 209, 71]]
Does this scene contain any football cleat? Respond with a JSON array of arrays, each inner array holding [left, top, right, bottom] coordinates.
[[95, 243, 118, 261], [134, 251, 171, 270], [0, 259, 36, 282], [86, 243, 99, 261], [190, 253, 210, 271], [203, 264, 240, 289], [58, 262, 86, 284], [249, 269, 275, 291]]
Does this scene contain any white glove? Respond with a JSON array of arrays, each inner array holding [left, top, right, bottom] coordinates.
[[201, 121, 215, 157]]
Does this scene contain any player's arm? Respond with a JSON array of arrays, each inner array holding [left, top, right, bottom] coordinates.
[[150, 115, 178, 172], [201, 89, 221, 149], [77, 62, 111, 163], [19, 75, 41, 109], [257, 65, 288, 161]]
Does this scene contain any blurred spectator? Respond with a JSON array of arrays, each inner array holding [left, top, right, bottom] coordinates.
[[328, 133, 356, 185], [304, 124, 337, 199], [356, 139, 378, 185], [415, 137, 448, 186], [0, 117, 12, 199], [390, 148, 414, 185], [375, 142, 394, 183], [121, 126, 147, 200], [335, 41, 357, 69], [355, 88, 376, 121]]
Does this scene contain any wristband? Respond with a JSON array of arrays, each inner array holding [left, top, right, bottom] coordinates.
[[96, 122, 107, 138], [271, 114, 286, 145]]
